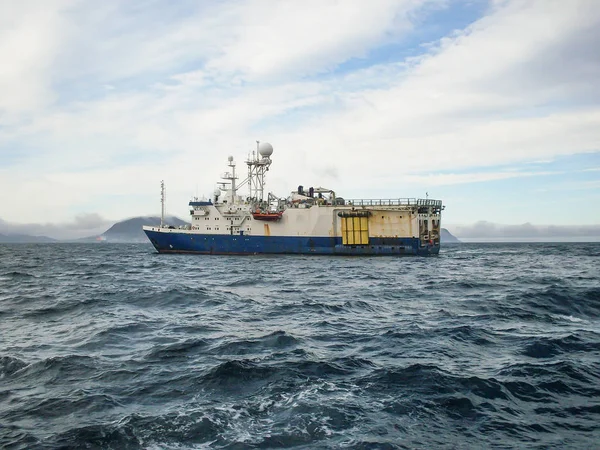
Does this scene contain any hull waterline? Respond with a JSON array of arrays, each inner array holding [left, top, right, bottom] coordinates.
[[144, 228, 440, 256]]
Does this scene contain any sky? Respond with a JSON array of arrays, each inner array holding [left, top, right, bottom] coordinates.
[[0, 0, 599, 240]]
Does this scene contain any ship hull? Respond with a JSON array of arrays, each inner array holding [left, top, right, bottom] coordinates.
[[144, 229, 439, 256]]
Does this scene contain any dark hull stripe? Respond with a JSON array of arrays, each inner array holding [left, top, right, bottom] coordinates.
[[144, 230, 440, 256]]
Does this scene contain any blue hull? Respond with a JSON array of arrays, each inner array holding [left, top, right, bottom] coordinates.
[[144, 229, 440, 256]]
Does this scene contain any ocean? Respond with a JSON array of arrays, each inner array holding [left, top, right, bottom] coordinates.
[[1, 243, 599, 449]]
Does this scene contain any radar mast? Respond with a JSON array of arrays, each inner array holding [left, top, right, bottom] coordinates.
[[246, 141, 273, 201]]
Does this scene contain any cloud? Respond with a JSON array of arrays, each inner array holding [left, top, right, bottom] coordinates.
[[0, 213, 112, 240], [64, 213, 110, 230], [203, 0, 428, 79], [288, 0, 600, 170], [0, 0, 72, 115], [398, 170, 559, 186], [0, 0, 599, 225], [450, 221, 600, 240]]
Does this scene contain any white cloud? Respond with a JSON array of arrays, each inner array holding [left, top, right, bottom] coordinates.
[[204, 0, 429, 79], [0, 213, 112, 240], [449, 221, 600, 240], [0, 0, 73, 115], [0, 0, 599, 226], [399, 170, 560, 186]]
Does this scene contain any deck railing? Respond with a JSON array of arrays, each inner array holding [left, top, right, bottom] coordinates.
[[343, 198, 442, 207]]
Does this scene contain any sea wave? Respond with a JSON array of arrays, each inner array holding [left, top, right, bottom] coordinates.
[[0, 242, 599, 449]]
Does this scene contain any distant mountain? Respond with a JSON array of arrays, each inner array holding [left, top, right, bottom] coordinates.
[[0, 233, 57, 243], [441, 228, 461, 243], [96, 216, 189, 242]]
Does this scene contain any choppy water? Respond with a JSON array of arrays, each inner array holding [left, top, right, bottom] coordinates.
[[0, 243, 599, 449]]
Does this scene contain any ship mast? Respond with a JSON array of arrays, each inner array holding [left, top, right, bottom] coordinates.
[[160, 180, 165, 228], [228, 156, 237, 203], [217, 156, 239, 205]]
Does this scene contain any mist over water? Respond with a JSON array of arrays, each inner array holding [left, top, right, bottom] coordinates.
[[1, 243, 599, 449]]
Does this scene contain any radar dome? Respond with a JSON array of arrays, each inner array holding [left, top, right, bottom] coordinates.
[[258, 142, 273, 157], [228, 155, 234, 162]]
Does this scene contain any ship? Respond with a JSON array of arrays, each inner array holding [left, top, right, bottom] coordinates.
[[143, 142, 443, 256]]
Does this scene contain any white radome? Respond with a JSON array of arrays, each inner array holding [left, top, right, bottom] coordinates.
[[258, 142, 274, 157]]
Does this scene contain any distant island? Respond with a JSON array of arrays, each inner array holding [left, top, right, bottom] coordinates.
[[441, 228, 460, 243], [80, 216, 189, 243], [0, 233, 57, 243], [0, 217, 461, 244]]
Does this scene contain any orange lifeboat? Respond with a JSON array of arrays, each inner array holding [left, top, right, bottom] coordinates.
[[252, 211, 283, 221]]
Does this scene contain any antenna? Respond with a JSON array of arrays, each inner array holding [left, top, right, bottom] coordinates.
[[230, 140, 274, 203], [244, 140, 273, 202], [160, 180, 166, 227]]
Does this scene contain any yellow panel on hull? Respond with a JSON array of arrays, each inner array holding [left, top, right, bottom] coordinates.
[[341, 216, 369, 245]]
